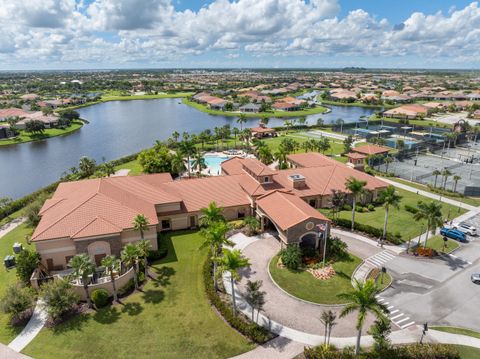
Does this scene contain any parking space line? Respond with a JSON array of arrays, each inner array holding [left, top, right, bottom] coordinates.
[[401, 321, 416, 329], [390, 309, 399, 315], [390, 314, 404, 320], [396, 317, 410, 324]]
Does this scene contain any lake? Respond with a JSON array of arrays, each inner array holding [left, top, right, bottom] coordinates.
[[0, 98, 374, 199]]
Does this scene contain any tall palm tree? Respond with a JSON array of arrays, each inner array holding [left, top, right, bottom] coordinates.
[[133, 214, 150, 240], [378, 186, 402, 240], [330, 189, 346, 221], [191, 151, 207, 176], [257, 146, 273, 164], [384, 156, 393, 173], [137, 239, 152, 278], [179, 140, 196, 177], [337, 279, 389, 356], [336, 118, 344, 133], [320, 310, 337, 347], [79, 156, 96, 177], [260, 117, 270, 126], [232, 127, 239, 148], [101, 255, 120, 303], [432, 169, 441, 188], [236, 114, 247, 131], [274, 149, 288, 169], [217, 249, 250, 315], [345, 177, 367, 231], [414, 201, 444, 247], [200, 221, 232, 290], [171, 131, 180, 143], [171, 151, 186, 176], [69, 254, 96, 308], [199, 202, 225, 227], [452, 175, 461, 193], [441, 169, 452, 190], [121, 243, 141, 290]]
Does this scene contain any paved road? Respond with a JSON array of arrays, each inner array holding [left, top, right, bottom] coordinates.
[[380, 213, 480, 331]]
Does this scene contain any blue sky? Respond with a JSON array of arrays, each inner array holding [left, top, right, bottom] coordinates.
[[0, 0, 479, 70]]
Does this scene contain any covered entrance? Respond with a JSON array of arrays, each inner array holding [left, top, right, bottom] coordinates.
[[299, 232, 318, 250]]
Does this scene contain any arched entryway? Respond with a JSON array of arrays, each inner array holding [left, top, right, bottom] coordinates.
[[87, 241, 111, 266], [299, 232, 318, 250]]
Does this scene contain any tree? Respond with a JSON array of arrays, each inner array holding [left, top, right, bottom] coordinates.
[[243, 216, 260, 236], [320, 310, 337, 347], [283, 120, 293, 133], [179, 140, 196, 177], [0, 284, 36, 322], [257, 146, 273, 164], [245, 280, 266, 323], [384, 156, 393, 173], [331, 190, 346, 221], [191, 150, 207, 176], [121, 243, 141, 290], [171, 131, 180, 143], [378, 186, 402, 240], [41, 279, 79, 321], [345, 177, 367, 231], [217, 249, 250, 315], [452, 175, 461, 192], [368, 317, 392, 354], [199, 202, 225, 227], [69, 254, 96, 308], [298, 116, 307, 126], [16, 249, 41, 285], [336, 118, 344, 133], [343, 135, 353, 154], [414, 201, 443, 247], [337, 279, 389, 356], [274, 148, 288, 169], [133, 214, 150, 240], [232, 127, 239, 148], [138, 146, 173, 174], [315, 137, 330, 154], [79, 156, 97, 177], [171, 151, 186, 176], [137, 239, 152, 278], [280, 245, 302, 270], [25, 120, 45, 134], [200, 221, 231, 290], [432, 169, 441, 188], [101, 255, 120, 302], [101, 162, 116, 177], [236, 114, 247, 131], [316, 118, 324, 128], [441, 168, 452, 190]]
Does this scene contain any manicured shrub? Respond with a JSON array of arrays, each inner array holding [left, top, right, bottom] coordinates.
[[404, 204, 419, 214], [326, 237, 348, 261], [0, 284, 36, 322], [91, 288, 109, 308], [41, 279, 79, 321], [280, 245, 302, 270], [367, 204, 375, 211], [16, 249, 41, 285], [342, 204, 352, 211], [355, 205, 363, 213], [333, 218, 403, 245], [147, 238, 168, 261]]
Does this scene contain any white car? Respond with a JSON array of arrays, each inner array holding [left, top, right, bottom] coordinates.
[[454, 223, 477, 236]]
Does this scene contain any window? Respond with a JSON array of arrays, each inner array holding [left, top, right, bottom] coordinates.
[[264, 176, 270, 183], [161, 219, 171, 230], [309, 199, 316, 208], [237, 210, 245, 219]]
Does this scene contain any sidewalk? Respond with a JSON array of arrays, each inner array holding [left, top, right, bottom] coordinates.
[[8, 300, 48, 353], [0, 217, 26, 239]]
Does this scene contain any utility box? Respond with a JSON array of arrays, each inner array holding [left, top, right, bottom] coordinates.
[[13, 242, 23, 254], [4, 255, 15, 268]]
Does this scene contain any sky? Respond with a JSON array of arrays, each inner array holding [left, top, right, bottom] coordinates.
[[0, 0, 479, 70]]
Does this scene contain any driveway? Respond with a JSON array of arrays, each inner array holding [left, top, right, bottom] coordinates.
[[237, 234, 377, 336]]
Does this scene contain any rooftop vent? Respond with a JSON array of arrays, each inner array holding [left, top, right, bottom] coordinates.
[[288, 174, 306, 189]]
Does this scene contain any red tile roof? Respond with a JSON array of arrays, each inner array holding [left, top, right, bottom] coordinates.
[[241, 158, 276, 176], [352, 144, 391, 155]]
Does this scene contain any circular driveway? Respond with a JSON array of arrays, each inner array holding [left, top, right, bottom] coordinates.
[[237, 233, 380, 336]]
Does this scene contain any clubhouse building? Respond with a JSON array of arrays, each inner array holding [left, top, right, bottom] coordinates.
[[32, 152, 387, 271]]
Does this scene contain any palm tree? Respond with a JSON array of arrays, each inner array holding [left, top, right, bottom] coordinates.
[[243, 216, 260, 236], [452, 175, 461, 193], [199, 202, 225, 227], [232, 127, 239, 148], [378, 186, 402, 240], [330, 189, 346, 221], [217, 249, 250, 315], [257, 146, 273, 164], [414, 201, 443, 247], [137, 239, 152, 278], [79, 156, 96, 177], [260, 117, 270, 126], [432, 169, 441, 188], [241, 128, 252, 148], [236, 114, 247, 131], [383, 156, 393, 173], [338, 279, 389, 356], [101, 255, 120, 302], [171, 131, 180, 143], [245, 280, 266, 323], [298, 116, 307, 126], [274, 149, 288, 169], [200, 221, 232, 290], [179, 140, 196, 177], [191, 151, 207, 176], [441, 169, 452, 190], [121, 243, 141, 290], [336, 118, 344, 133], [320, 310, 337, 347], [133, 214, 149, 239], [69, 254, 96, 308], [345, 177, 367, 231], [171, 151, 186, 176]]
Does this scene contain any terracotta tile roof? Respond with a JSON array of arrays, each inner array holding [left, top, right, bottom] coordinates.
[[71, 217, 122, 239], [352, 144, 391, 155], [287, 152, 337, 168], [220, 157, 245, 175], [241, 158, 276, 176], [346, 152, 367, 159], [256, 191, 329, 231]]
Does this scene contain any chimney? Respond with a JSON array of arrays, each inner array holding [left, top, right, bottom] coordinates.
[[288, 174, 306, 189]]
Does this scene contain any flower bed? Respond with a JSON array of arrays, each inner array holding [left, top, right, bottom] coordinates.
[[307, 265, 336, 280]]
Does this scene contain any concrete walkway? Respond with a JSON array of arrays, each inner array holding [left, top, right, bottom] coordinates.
[[0, 217, 26, 239], [8, 300, 48, 353]]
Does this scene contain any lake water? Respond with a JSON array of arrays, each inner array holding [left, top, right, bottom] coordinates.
[[0, 98, 374, 199]]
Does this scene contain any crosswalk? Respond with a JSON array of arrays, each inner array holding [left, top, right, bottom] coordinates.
[[365, 250, 396, 268], [375, 295, 416, 329]]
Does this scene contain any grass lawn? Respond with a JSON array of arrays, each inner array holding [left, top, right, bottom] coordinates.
[[431, 326, 480, 339], [269, 254, 362, 304], [375, 272, 392, 291], [384, 177, 480, 207], [0, 120, 84, 146], [23, 231, 254, 359], [0, 208, 25, 227], [422, 235, 460, 254], [182, 98, 328, 118], [0, 223, 34, 344], [455, 345, 480, 359], [113, 159, 144, 176], [320, 188, 466, 242]]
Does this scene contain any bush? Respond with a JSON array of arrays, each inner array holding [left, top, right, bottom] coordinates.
[[0, 284, 36, 322], [404, 204, 419, 214], [41, 279, 79, 321], [326, 237, 348, 261], [355, 205, 363, 213], [202, 257, 271, 344], [367, 204, 375, 212], [343, 204, 352, 211], [91, 288, 109, 308], [118, 271, 146, 297], [280, 245, 303, 270], [147, 238, 168, 261], [16, 249, 41, 285], [333, 218, 403, 245]]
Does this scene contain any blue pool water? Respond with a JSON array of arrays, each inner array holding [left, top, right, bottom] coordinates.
[[190, 155, 229, 175]]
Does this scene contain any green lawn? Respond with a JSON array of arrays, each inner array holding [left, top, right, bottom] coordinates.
[[182, 98, 328, 118], [0, 223, 34, 344], [431, 326, 480, 340], [320, 188, 466, 242], [113, 159, 144, 176], [385, 178, 480, 207], [422, 235, 460, 254], [269, 254, 362, 304], [23, 231, 254, 359], [456, 345, 480, 359], [0, 120, 84, 146]]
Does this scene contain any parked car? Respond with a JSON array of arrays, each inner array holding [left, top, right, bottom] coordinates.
[[471, 273, 480, 284], [453, 222, 477, 236], [440, 227, 467, 242]]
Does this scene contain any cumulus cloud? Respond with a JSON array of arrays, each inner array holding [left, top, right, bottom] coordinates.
[[0, 0, 479, 68]]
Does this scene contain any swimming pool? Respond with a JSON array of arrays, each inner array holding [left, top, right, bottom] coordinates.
[[190, 155, 230, 175]]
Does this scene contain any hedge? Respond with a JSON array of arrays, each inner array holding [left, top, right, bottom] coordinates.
[[91, 288, 109, 308], [333, 218, 403, 245], [202, 256, 271, 344]]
